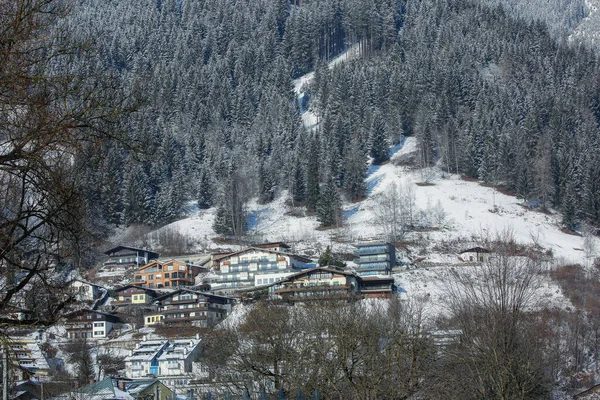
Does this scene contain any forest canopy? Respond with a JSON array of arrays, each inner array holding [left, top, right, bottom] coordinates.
[[61, 0, 600, 232]]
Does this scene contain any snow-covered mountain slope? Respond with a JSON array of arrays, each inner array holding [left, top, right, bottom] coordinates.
[[152, 135, 596, 267]]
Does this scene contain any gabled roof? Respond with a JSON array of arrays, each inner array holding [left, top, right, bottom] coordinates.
[[251, 242, 291, 249], [279, 267, 357, 283], [460, 247, 491, 254], [212, 247, 312, 263], [104, 246, 159, 257], [114, 284, 158, 296], [65, 308, 120, 322], [153, 287, 235, 303], [69, 377, 132, 400]]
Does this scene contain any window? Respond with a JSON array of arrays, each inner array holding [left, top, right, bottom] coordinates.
[[269, 278, 274, 283], [257, 279, 262, 284], [164, 273, 170, 278], [149, 274, 154, 280], [149, 283, 154, 288], [179, 265, 186, 271], [165, 282, 170, 287], [94, 322, 104, 327], [168, 265, 174, 271], [86, 315, 92, 319]]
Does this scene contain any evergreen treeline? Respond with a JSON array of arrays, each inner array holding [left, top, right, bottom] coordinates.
[[66, 0, 600, 232]]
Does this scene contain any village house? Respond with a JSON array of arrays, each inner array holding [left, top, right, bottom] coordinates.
[[143, 289, 234, 327], [131, 259, 203, 289], [353, 242, 396, 276], [459, 247, 492, 262], [113, 284, 159, 306], [103, 246, 160, 272], [64, 309, 120, 339], [69, 279, 105, 302], [271, 267, 361, 303], [210, 243, 312, 293]]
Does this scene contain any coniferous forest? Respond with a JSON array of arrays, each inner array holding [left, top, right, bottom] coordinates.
[[64, 0, 600, 233]]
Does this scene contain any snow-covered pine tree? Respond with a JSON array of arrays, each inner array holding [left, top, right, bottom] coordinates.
[[317, 175, 342, 227], [306, 136, 321, 213], [122, 162, 152, 225], [343, 136, 367, 201], [196, 167, 213, 209], [369, 111, 389, 164]]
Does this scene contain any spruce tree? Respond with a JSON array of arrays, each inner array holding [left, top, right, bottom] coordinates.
[[317, 175, 342, 227], [197, 168, 213, 209], [369, 112, 390, 164], [306, 137, 321, 213], [343, 137, 367, 201]]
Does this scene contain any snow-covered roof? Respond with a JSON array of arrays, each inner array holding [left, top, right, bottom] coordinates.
[[157, 338, 200, 361], [124, 340, 168, 362]]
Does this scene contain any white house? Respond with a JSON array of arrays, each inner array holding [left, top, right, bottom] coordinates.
[[124, 340, 169, 378], [459, 247, 492, 263], [157, 338, 201, 377], [70, 279, 104, 302]]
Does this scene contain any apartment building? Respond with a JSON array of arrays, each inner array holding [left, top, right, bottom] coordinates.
[[65, 309, 120, 339], [353, 242, 396, 276], [131, 259, 202, 289], [144, 289, 234, 328], [271, 267, 361, 303], [103, 246, 159, 272], [210, 243, 312, 293]]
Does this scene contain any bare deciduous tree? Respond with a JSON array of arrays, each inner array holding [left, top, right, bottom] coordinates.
[[0, 0, 132, 333], [438, 251, 552, 399]]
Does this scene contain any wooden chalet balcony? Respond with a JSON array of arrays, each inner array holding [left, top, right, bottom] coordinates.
[[274, 284, 351, 295], [163, 298, 204, 305]]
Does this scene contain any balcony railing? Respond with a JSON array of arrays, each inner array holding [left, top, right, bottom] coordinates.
[[354, 245, 390, 256]]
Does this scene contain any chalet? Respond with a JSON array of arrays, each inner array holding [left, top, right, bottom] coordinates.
[[353, 242, 396, 276], [113, 284, 159, 306], [144, 289, 234, 328], [210, 244, 312, 293], [103, 246, 159, 272], [131, 259, 202, 289], [271, 267, 361, 303], [70, 279, 105, 302], [65, 309, 120, 339], [459, 247, 492, 263]]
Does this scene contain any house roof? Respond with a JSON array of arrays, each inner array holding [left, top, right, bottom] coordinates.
[[114, 284, 158, 296], [68, 377, 133, 400], [251, 242, 291, 249], [212, 247, 312, 263], [104, 246, 159, 258], [153, 288, 235, 303], [65, 308, 120, 322], [460, 247, 491, 254], [279, 267, 357, 282]]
